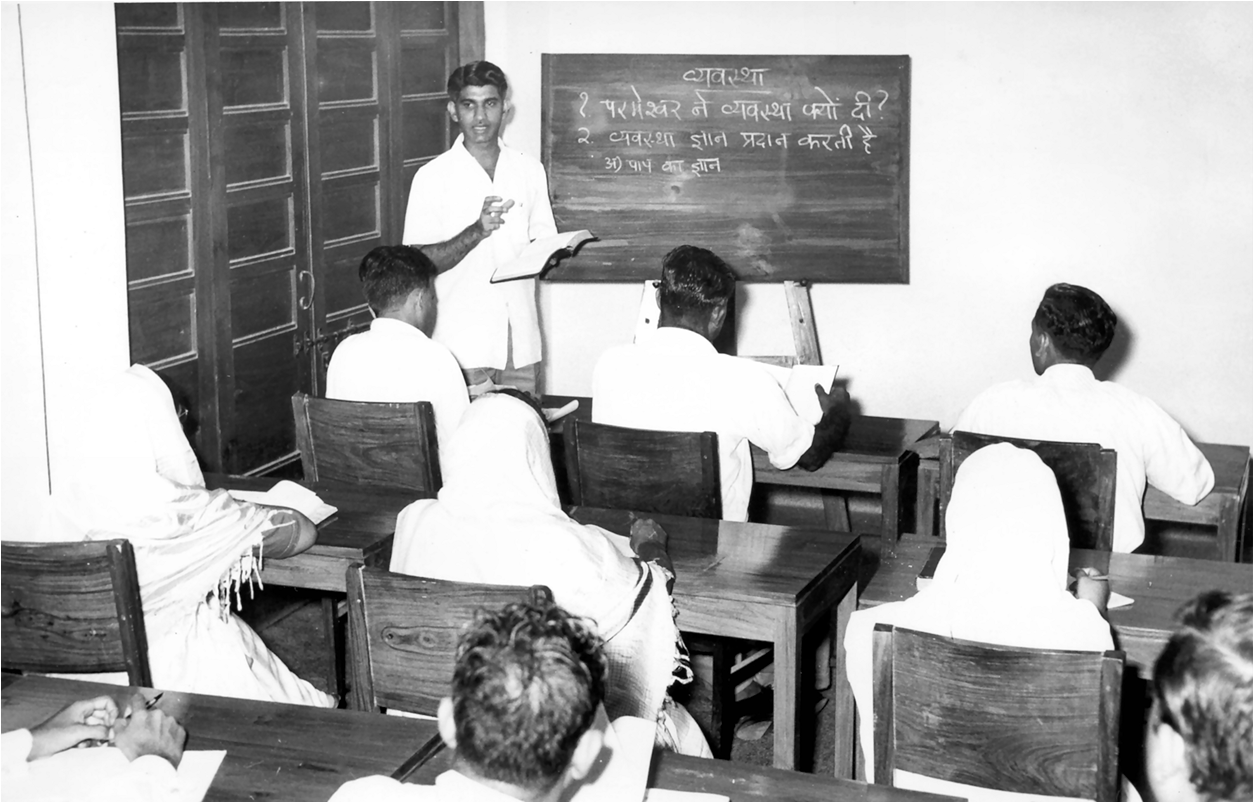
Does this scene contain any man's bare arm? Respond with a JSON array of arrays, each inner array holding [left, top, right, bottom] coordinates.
[[416, 196, 514, 273]]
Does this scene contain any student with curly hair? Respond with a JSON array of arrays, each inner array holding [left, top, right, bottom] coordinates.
[[1147, 591, 1252, 802]]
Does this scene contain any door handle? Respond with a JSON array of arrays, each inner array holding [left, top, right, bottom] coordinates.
[[297, 269, 316, 311]]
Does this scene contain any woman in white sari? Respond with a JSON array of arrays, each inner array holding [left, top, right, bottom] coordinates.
[[391, 392, 710, 756], [844, 442, 1114, 798], [37, 365, 334, 707]]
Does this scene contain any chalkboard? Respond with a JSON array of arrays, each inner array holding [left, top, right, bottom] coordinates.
[[541, 54, 910, 283]]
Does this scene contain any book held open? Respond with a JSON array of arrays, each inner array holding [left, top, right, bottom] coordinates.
[[491, 229, 596, 283]]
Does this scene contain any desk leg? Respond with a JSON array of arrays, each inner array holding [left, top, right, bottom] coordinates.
[[321, 596, 345, 705], [880, 463, 901, 560], [1218, 495, 1240, 562], [832, 583, 856, 779], [773, 615, 802, 770]]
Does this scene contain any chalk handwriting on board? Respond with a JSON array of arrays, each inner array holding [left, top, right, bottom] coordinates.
[[540, 54, 910, 283]]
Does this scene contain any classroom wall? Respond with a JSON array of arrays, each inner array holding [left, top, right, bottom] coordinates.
[[0, 4, 130, 533], [486, 1, 1254, 446]]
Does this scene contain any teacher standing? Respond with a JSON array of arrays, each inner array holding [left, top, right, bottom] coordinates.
[[404, 61, 557, 398]]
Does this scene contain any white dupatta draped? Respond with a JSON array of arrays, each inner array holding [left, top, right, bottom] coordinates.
[[37, 365, 333, 707], [391, 394, 690, 732], [845, 442, 1114, 791]]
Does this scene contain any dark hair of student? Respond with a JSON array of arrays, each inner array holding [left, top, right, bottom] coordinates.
[[357, 245, 437, 315], [1152, 590, 1253, 802], [447, 60, 508, 102], [484, 387, 545, 420], [452, 602, 607, 792], [1032, 283, 1118, 366], [657, 244, 736, 318]]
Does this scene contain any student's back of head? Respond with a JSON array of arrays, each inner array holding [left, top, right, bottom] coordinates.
[[656, 245, 736, 339], [358, 245, 438, 329], [1147, 590, 1252, 802], [1031, 283, 1118, 368], [443, 601, 607, 799]]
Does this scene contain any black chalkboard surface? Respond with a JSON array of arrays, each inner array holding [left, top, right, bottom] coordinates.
[[541, 54, 910, 283]]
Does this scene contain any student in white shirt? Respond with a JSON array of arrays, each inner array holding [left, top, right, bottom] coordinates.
[[592, 245, 852, 521], [325, 245, 470, 456], [1145, 590, 1251, 803], [2, 692, 186, 802], [331, 602, 608, 802], [954, 282, 1214, 552], [403, 61, 558, 397]]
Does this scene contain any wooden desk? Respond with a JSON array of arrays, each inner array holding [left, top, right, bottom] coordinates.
[[1, 674, 444, 803], [861, 532, 1254, 674], [570, 507, 861, 776], [914, 442, 1252, 561], [543, 396, 938, 561], [411, 734, 959, 802], [751, 416, 938, 560]]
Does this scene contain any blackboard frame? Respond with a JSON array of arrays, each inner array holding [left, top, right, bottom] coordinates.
[[540, 53, 911, 283]]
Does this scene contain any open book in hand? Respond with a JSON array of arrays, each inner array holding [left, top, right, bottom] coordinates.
[[754, 362, 840, 425], [228, 480, 338, 525], [491, 230, 596, 283]]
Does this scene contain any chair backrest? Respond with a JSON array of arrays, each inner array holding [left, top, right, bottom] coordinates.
[[872, 624, 1124, 801], [346, 564, 553, 715], [939, 431, 1118, 551], [2, 539, 151, 686], [564, 418, 722, 519], [292, 392, 441, 494]]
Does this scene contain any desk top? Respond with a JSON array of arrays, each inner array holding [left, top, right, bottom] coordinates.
[[571, 506, 860, 609], [861, 532, 1254, 670], [1, 674, 442, 803]]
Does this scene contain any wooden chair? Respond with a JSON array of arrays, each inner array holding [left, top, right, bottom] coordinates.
[[940, 431, 1118, 551], [563, 418, 721, 519], [2, 539, 151, 686], [563, 418, 757, 757], [291, 392, 442, 495], [346, 564, 552, 715], [872, 624, 1124, 800]]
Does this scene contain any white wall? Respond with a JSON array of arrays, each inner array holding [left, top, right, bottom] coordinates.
[[0, 3, 130, 531], [487, 1, 1253, 445]]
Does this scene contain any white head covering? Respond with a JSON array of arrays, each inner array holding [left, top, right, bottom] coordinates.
[[392, 393, 688, 724], [845, 443, 1115, 783]]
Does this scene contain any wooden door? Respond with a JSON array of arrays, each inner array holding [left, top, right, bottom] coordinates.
[[118, 2, 470, 476], [301, 2, 462, 387]]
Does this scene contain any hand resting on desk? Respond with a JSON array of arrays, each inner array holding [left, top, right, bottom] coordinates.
[[795, 384, 853, 471]]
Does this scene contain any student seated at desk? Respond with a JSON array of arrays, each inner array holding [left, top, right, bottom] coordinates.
[[954, 282, 1213, 553], [844, 443, 1116, 798], [325, 245, 470, 456], [2, 692, 186, 801], [390, 392, 709, 757], [592, 245, 852, 522], [1146, 590, 1251, 802], [332, 601, 613, 802], [32, 364, 334, 707]]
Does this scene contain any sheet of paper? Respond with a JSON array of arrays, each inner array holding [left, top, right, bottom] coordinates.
[[543, 399, 580, 424], [753, 361, 839, 425], [228, 480, 337, 525], [569, 709, 655, 802], [645, 789, 731, 802], [492, 230, 595, 283], [1108, 590, 1134, 609]]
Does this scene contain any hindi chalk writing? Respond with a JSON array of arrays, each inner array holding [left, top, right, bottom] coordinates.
[[541, 54, 910, 282]]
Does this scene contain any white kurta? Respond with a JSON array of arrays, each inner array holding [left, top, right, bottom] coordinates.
[[325, 317, 470, 456], [402, 136, 557, 371], [28, 365, 334, 708], [331, 770, 516, 802], [591, 327, 814, 521], [954, 363, 1214, 552], [844, 443, 1116, 798]]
